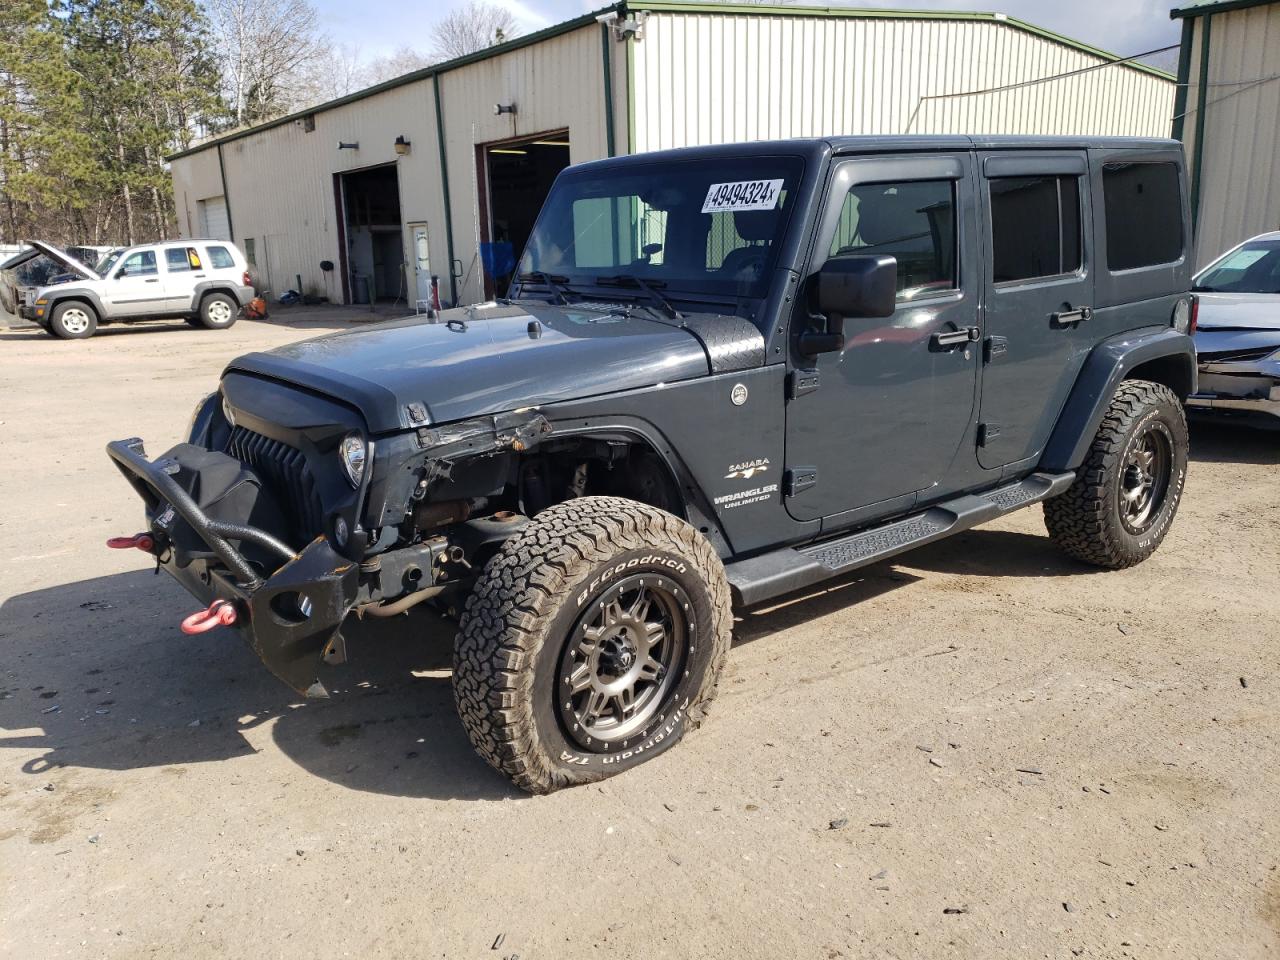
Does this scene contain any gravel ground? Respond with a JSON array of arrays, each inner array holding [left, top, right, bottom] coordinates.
[[1, 316, 1277, 959]]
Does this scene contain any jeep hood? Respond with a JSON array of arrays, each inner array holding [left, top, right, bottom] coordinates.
[[225, 301, 722, 433], [1194, 292, 1280, 331]]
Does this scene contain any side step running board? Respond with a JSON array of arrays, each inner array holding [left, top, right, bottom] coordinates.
[[725, 471, 1075, 607]]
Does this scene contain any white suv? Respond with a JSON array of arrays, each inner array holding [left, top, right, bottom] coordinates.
[[18, 239, 255, 339]]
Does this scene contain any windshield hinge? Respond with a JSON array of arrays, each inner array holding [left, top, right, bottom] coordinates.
[[787, 369, 820, 399], [784, 467, 818, 497]]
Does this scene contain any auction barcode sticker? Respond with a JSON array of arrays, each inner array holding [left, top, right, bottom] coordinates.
[[701, 179, 784, 214]]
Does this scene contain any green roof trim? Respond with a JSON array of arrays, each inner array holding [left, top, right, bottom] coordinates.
[[169, 0, 1172, 162], [1171, 0, 1277, 17], [629, 2, 1174, 80]]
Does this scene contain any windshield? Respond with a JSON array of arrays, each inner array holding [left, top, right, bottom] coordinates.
[[95, 248, 124, 276], [519, 156, 804, 304], [1194, 238, 1280, 294]]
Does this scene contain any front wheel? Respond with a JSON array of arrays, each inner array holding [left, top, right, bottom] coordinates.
[[49, 301, 98, 339], [1044, 379, 1188, 569], [197, 292, 238, 329], [453, 497, 733, 794]]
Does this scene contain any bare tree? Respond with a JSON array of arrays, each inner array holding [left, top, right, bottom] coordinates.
[[429, 1, 518, 62], [363, 45, 434, 85], [294, 41, 367, 104], [205, 0, 326, 126]]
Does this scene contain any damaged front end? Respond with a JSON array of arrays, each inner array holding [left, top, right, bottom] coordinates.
[[104, 405, 554, 697], [1188, 329, 1280, 420]]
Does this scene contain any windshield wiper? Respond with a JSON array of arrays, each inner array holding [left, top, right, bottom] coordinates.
[[595, 274, 683, 321], [515, 271, 575, 305]]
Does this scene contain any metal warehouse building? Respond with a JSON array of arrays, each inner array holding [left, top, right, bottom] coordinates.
[[168, 1, 1175, 308], [1170, 0, 1280, 267]]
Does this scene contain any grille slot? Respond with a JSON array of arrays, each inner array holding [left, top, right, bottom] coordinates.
[[226, 427, 324, 545]]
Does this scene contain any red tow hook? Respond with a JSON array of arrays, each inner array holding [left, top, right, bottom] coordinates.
[[107, 533, 155, 552], [180, 599, 237, 635]]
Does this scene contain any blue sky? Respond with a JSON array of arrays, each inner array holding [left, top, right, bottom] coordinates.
[[316, 0, 1182, 66]]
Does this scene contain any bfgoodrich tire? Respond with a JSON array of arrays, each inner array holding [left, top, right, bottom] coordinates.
[[198, 292, 238, 329], [49, 301, 98, 339], [1044, 379, 1188, 569], [453, 496, 733, 794]]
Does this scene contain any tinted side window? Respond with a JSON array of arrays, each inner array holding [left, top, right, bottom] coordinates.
[[829, 180, 956, 300], [165, 247, 202, 272], [206, 245, 236, 269], [119, 250, 157, 277], [990, 176, 1082, 283], [1103, 162, 1183, 271]]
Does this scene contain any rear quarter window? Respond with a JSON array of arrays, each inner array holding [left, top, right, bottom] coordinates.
[[1103, 162, 1183, 271], [206, 245, 236, 270]]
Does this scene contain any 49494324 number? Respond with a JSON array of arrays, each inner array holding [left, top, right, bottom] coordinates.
[[701, 178, 784, 214]]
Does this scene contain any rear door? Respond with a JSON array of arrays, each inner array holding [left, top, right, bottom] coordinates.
[[162, 245, 204, 310], [976, 152, 1093, 470]]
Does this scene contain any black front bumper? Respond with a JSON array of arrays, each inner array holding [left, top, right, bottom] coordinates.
[[107, 437, 358, 697]]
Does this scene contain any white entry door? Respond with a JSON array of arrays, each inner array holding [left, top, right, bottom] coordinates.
[[409, 223, 431, 304]]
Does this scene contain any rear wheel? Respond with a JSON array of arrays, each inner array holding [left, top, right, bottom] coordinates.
[[49, 301, 97, 339], [1044, 379, 1188, 568], [198, 292, 238, 330], [453, 497, 733, 794]]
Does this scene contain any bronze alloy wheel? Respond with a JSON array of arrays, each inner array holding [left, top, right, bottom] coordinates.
[[556, 573, 689, 750]]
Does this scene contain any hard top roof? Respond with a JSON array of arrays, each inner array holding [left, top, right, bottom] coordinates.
[[565, 134, 1182, 172]]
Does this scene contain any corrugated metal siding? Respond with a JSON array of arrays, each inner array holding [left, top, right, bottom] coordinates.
[[171, 24, 614, 306], [438, 25, 612, 303], [216, 80, 442, 303], [171, 149, 224, 238], [1181, 4, 1280, 268], [632, 13, 1175, 152]]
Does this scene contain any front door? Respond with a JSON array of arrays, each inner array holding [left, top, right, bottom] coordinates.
[[785, 154, 981, 523], [103, 249, 165, 317], [976, 152, 1094, 469]]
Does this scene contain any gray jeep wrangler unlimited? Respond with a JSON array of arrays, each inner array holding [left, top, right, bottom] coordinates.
[[108, 136, 1195, 793]]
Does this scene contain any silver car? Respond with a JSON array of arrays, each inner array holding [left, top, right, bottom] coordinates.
[[1188, 231, 1280, 420]]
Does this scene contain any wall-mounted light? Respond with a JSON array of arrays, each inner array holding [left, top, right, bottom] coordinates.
[[337, 141, 359, 150], [532, 140, 570, 147], [394, 135, 411, 155], [493, 103, 517, 116], [490, 148, 527, 156]]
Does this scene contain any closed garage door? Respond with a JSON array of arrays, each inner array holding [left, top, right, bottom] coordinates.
[[197, 196, 231, 240]]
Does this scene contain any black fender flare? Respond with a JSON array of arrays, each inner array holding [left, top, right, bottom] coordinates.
[[540, 414, 733, 556], [1040, 327, 1196, 473], [44, 287, 106, 320], [189, 281, 242, 314]]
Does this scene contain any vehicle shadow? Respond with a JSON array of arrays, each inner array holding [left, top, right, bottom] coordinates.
[[0, 322, 192, 342], [734, 525, 1096, 642], [0, 570, 519, 801], [1188, 417, 1280, 465]]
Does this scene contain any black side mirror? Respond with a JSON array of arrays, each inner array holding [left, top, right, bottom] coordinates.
[[800, 254, 898, 355]]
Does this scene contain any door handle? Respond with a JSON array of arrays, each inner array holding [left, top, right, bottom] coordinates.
[[193, 273, 206, 278], [145, 278, 159, 283], [931, 326, 980, 350], [1051, 305, 1092, 327]]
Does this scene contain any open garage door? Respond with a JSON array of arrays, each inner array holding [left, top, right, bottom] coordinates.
[[336, 164, 404, 305], [479, 133, 571, 297]]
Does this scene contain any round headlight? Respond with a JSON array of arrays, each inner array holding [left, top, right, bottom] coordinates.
[[339, 433, 367, 487], [221, 394, 237, 428]]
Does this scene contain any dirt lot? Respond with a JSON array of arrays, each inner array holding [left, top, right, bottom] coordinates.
[[1, 314, 1277, 959]]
